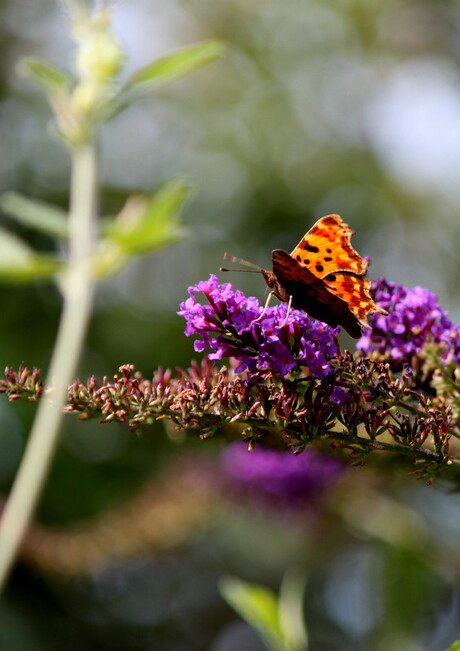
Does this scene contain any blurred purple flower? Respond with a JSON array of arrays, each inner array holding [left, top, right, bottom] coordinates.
[[220, 442, 345, 509], [178, 274, 339, 378], [357, 278, 460, 365]]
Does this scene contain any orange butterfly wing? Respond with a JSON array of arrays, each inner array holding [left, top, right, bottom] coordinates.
[[290, 214, 368, 277], [271, 214, 387, 337], [323, 272, 382, 326]]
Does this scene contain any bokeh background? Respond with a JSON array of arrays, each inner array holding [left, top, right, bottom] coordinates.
[[2, 0, 460, 649]]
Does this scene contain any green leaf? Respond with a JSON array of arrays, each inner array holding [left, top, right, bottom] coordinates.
[[278, 569, 309, 651], [105, 178, 189, 256], [0, 227, 61, 282], [103, 40, 225, 120], [125, 39, 226, 94], [0, 192, 68, 239], [17, 57, 72, 95], [219, 576, 285, 651], [444, 642, 460, 651]]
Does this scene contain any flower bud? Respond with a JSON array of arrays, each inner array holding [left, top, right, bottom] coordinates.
[[76, 28, 124, 82], [71, 79, 102, 117]]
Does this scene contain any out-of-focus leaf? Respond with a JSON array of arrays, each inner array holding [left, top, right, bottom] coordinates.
[[380, 546, 438, 636], [105, 179, 189, 255], [92, 179, 189, 278], [124, 40, 226, 95], [103, 40, 225, 120], [0, 192, 68, 239], [17, 57, 72, 95], [219, 576, 284, 651], [444, 642, 460, 651], [278, 569, 309, 651], [0, 227, 60, 282], [0, 228, 40, 265]]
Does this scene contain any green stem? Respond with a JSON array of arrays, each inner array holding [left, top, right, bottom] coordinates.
[[0, 139, 97, 591]]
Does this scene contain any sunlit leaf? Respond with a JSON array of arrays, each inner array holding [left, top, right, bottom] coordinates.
[[278, 569, 309, 651], [124, 40, 226, 94], [219, 576, 285, 651], [0, 227, 60, 282], [105, 178, 189, 255], [17, 57, 72, 95], [0, 192, 68, 239], [444, 642, 460, 651]]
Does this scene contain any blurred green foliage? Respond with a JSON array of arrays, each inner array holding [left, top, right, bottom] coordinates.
[[2, 0, 460, 649], [220, 572, 308, 651], [446, 642, 460, 651]]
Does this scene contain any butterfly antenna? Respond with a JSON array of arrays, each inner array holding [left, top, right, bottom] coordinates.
[[221, 253, 263, 271], [220, 267, 261, 273]]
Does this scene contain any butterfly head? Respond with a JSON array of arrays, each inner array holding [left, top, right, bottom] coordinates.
[[220, 253, 290, 304], [261, 268, 291, 304]]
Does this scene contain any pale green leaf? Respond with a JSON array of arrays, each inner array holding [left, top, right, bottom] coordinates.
[[278, 569, 309, 651], [125, 40, 226, 94], [219, 576, 284, 651], [0, 227, 60, 282], [17, 57, 72, 95], [105, 179, 189, 255], [0, 228, 33, 265], [444, 642, 460, 651], [0, 192, 68, 239]]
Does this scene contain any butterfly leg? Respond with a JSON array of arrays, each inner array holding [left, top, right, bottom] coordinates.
[[280, 295, 293, 327], [252, 291, 274, 323]]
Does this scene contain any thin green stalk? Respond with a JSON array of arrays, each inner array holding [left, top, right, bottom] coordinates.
[[0, 138, 97, 591]]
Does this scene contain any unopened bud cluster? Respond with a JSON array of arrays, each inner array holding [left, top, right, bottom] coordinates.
[[61, 5, 124, 142]]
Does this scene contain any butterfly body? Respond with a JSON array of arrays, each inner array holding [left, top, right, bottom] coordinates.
[[266, 251, 362, 338]]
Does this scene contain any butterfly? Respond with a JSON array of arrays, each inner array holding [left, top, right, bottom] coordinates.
[[222, 214, 387, 338]]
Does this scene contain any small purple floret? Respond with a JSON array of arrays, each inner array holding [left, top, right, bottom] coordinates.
[[358, 278, 460, 364], [178, 275, 339, 378]]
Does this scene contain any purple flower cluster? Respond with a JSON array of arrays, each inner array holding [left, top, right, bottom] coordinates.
[[178, 275, 339, 378], [220, 442, 345, 509], [358, 278, 460, 365]]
